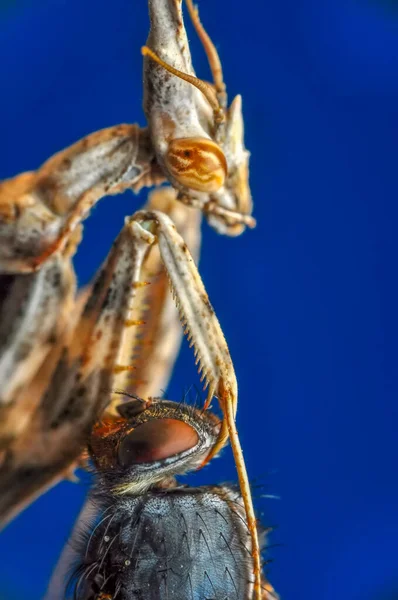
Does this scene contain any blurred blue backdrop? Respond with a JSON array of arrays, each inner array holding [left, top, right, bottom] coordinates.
[[1, 0, 398, 598]]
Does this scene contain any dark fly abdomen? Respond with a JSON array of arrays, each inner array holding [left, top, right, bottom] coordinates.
[[73, 486, 254, 600]]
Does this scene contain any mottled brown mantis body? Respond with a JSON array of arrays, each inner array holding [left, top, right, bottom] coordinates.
[[0, 1, 274, 598]]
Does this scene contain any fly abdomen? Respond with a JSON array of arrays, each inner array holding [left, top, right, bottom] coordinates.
[[72, 486, 254, 600]]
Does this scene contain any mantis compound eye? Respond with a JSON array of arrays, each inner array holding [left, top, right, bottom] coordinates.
[[165, 137, 228, 193], [118, 418, 199, 467]]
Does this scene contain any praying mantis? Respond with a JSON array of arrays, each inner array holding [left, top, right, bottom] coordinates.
[[0, 1, 276, 598]]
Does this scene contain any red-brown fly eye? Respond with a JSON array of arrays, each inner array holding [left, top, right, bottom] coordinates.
[[117, 419, 199, 467]]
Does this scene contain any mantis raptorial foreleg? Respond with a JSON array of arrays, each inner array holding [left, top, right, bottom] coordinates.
[[0, 189, 199, 525], [0, 125, 161, 274]]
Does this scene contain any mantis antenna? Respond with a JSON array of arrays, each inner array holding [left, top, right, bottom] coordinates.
[[185, 0, 227, 106], [141, 46, 225, 124]]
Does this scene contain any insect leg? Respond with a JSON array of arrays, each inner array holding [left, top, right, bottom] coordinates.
[[0, 124, 161, 273], [130, 208, 264, 599]]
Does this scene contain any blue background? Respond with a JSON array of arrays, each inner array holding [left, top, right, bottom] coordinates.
[[1, 0, 398, 598]]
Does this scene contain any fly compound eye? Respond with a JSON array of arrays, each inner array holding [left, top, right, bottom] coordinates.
[[165, 137, 227, 193], [117, 418, 199, 467]]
